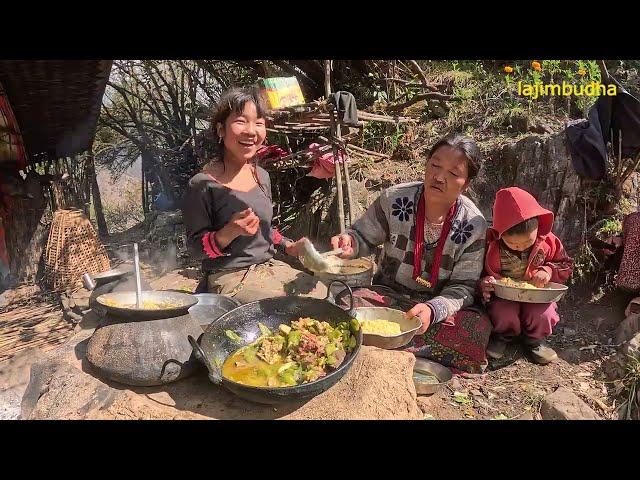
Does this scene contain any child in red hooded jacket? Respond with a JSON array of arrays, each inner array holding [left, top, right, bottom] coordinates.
[[479, 187, 573, 365]]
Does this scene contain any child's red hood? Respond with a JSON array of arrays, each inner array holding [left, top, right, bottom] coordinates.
[[491, 187, 554, 238]]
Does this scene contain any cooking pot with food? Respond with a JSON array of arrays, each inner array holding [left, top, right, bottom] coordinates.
[[86, 291, 236, 387], [188, 280, 362, 405]]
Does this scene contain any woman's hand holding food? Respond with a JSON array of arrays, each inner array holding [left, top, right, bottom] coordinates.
[[479, 275, 496, 301], [406, 303, 433, 335], [330, 234, 355, 258], [216, 208, 260, 249], [284, 237, 308, 257]]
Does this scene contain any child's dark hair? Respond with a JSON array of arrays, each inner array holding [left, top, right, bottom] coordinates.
[[503, 217, 539, 236]]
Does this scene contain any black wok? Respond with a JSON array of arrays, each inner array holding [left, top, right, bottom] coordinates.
[[188, 280, 361, 405], [95, 291, 198, 320]]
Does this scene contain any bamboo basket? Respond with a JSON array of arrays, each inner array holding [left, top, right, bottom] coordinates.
[[43, 209, 110, 291]]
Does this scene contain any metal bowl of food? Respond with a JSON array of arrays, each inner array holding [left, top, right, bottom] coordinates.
[[314, 257, 375, 288], [493, 278, 568, 304], [413, 358, 453, 396], [352, 307, 421, 350], [189, 293, 242, 330]]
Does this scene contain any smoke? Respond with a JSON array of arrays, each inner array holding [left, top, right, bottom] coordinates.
[[113, 245, 133, 263], [147, 241, 178, 275]]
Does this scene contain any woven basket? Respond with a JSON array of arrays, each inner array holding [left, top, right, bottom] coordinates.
[[44, 209, 110, 291]]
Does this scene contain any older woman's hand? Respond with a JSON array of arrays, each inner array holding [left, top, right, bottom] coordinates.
[[406, 303, 433, 335], [479, 275, 496, 302], [330, 234, 355, 258]]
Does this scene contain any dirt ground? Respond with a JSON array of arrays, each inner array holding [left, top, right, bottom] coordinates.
[[416, 285, 630, 420]]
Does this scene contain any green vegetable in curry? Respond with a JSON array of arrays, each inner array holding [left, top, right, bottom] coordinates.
[[221, 317, 360, 388]]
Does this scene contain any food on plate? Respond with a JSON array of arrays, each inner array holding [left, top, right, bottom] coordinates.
[[498, 277, 538, 289], [360, 319, 402, 336]]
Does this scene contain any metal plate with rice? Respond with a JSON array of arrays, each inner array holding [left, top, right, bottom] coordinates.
[[353, 306, 421, 349], [493, 281, 568, 303]]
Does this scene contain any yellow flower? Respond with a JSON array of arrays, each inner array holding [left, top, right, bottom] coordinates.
[[504, 66, 513, 73], [531, 61, 542, 71], [578, 68, 586, 76]]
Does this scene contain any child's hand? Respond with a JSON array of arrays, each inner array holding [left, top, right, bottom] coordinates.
[[530, 269, 551, 288], [480, 276, 496, 301]]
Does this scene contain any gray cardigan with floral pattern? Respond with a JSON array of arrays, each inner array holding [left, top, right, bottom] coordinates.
[[346, 181, 487, 323]]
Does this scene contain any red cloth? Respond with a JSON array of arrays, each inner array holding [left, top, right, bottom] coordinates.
[[256, 145, 288, 164], [484, 187, 573, 283], [307, 143, 345, 179], [487, 297, 559, 340]]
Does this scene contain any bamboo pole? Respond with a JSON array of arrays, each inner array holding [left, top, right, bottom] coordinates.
[[334, 114, 355, 226], [325, 60, 346, 234]]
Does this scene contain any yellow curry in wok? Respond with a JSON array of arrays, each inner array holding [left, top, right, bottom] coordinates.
[[221, 317, 359, 388], [100, 298, 182, 310]]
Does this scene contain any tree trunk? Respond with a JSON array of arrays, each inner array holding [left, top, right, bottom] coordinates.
[[141, 158, 148, 215], [89, 149, 109, 238]]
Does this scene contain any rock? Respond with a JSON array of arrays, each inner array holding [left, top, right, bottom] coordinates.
[[615, 314, 640, 345], [625, 297, 640, 318], [24, 361, 120, 420], [0, 388, 23, 420], [622, 332, 640, 358], [474, 134, 584, 250], [71, 290, 91, 310], [0, 347, 46, 391], [515, 410, 536, 420], [528, 122, 554, 135], [563, 327, 576, 337], [284, 347, 423, 420], [0, 348, 48, 420], [540, 387, 601, 420], [508, 112, 529, 133]]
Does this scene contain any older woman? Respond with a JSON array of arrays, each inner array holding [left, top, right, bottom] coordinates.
[[182, 86, 326, 303], [331, 134, 490, 374]]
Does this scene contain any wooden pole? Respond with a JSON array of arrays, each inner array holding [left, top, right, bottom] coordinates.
[[88, 147, 109, 238], [336, 118, 355, 227], [325, 60, 346, 234]]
